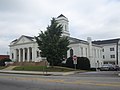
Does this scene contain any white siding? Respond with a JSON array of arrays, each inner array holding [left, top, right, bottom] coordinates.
[[102, 44, 116, 64]]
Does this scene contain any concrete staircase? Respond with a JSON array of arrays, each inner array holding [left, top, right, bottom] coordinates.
[[3, 66, 17, 71]]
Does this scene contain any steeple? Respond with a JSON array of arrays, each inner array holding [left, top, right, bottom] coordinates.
[[56, 14, 70, 37]]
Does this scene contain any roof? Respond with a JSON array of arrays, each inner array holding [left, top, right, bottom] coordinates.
[[69, 37, 88, 44], [92, 38, 120, 45], [11, 35, 34, 43], [24, 35, 34, 41], [11, 39, 17, 43], [69, 37, 103, 47], [57, 14, 67, 18]]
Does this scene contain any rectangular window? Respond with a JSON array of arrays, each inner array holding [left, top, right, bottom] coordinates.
[[103, 55, 105, 59], [110, 55, 115, 58], [100, 50, 102, 58], [86, 48, 87, 57], [81, 47, 83, 56], [94, 49, 96, 58], [97, 50, 99, 58], [110, 48, 114, 51]]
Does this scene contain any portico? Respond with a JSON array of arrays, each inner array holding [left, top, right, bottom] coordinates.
[[10, 35, 42, 62], [15, 47, 32, 62], [11, 47, 33, 62]]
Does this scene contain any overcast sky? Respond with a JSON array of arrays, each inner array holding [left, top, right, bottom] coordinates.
[[0, 0, 120, 54]]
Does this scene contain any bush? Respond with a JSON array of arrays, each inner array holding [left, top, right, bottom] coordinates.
[[0, 61, 5, 66], [0, 58, 12, 66], [65, 57, 90, 70], [65, 57, 74, 68]]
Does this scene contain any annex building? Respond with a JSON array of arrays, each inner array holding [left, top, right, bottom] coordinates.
[[9, 14, 120, 68]]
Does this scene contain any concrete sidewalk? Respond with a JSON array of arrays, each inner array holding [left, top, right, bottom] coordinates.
[[0, 70, 79, 76]]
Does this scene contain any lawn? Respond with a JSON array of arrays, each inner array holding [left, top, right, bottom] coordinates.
[[13, 66, 75, 72], [0, 66, 6, 70]]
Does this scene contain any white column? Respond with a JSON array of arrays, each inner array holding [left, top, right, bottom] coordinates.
[[27, 48, 30, 62], [14, 49, 16, 62], [23, 48, 25, 62], [19, 49, 21, 62], [9, 48, 12, 60], [16, 49, 19, 62], [32, 47, 35, 62]]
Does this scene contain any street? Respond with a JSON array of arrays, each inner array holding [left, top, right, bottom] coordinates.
[[0, 71, 120, 90]]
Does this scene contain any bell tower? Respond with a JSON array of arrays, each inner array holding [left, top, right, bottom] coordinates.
[[56, 14, 70, 37]]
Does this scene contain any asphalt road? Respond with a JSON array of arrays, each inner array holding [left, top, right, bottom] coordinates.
[[0, 71, 120, 90]]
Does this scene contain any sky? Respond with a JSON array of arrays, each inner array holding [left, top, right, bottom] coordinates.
[[0, 0, 120, 55]]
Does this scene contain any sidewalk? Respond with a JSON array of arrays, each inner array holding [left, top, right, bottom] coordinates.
[[0, 70, 79, 76]]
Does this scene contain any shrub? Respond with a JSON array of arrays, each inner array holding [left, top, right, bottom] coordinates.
[[0, 58, 12, 66], [65, 57, 90, 70], [77, 57, 90, 70], [65, 57, 74, 68]]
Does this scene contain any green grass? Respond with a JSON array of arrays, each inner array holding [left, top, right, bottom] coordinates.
[[13, 66, 45, 71], [13, 66, 75, 72], [0, 66, 6, 70]]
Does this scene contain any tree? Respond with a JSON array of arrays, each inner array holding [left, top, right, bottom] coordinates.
[[35, 18, 69, 66]]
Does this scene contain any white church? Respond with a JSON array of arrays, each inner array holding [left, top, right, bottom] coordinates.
[[9, 14, 120, 68]]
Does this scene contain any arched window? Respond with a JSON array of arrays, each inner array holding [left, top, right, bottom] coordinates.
[[70, 49, 73, 57]]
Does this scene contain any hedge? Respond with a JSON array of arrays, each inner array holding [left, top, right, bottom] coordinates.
[[65, 57, 90, 70]]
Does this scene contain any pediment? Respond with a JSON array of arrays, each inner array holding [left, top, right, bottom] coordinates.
[[14, 35, 34, 45]]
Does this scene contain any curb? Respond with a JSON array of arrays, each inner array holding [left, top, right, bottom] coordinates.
[[0, 70, 52, 76], [0, 70, 79, 76]]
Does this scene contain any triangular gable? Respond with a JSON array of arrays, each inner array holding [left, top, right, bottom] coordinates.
[[14, 35, 34, 45]]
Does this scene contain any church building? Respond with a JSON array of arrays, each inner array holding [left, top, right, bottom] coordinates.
[[9, 14, 108, 68]]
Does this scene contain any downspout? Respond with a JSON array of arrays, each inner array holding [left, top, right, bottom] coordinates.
[[116, 40, 118, 65]]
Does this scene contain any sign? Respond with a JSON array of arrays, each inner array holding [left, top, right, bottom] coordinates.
[[73, 55, 77, 64]]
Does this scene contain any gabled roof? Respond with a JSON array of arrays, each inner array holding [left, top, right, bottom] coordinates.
[[92, 38, 120, 45], [69, 37, 88, 44], [10, 35, 35, 46], [12, 35, 34, 43], [23, 35, 34, 41], [57, 14, 67, 18], [11, 39, 18, 43]]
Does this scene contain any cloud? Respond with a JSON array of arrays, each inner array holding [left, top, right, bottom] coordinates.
[[0, 0, 120, 54]]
